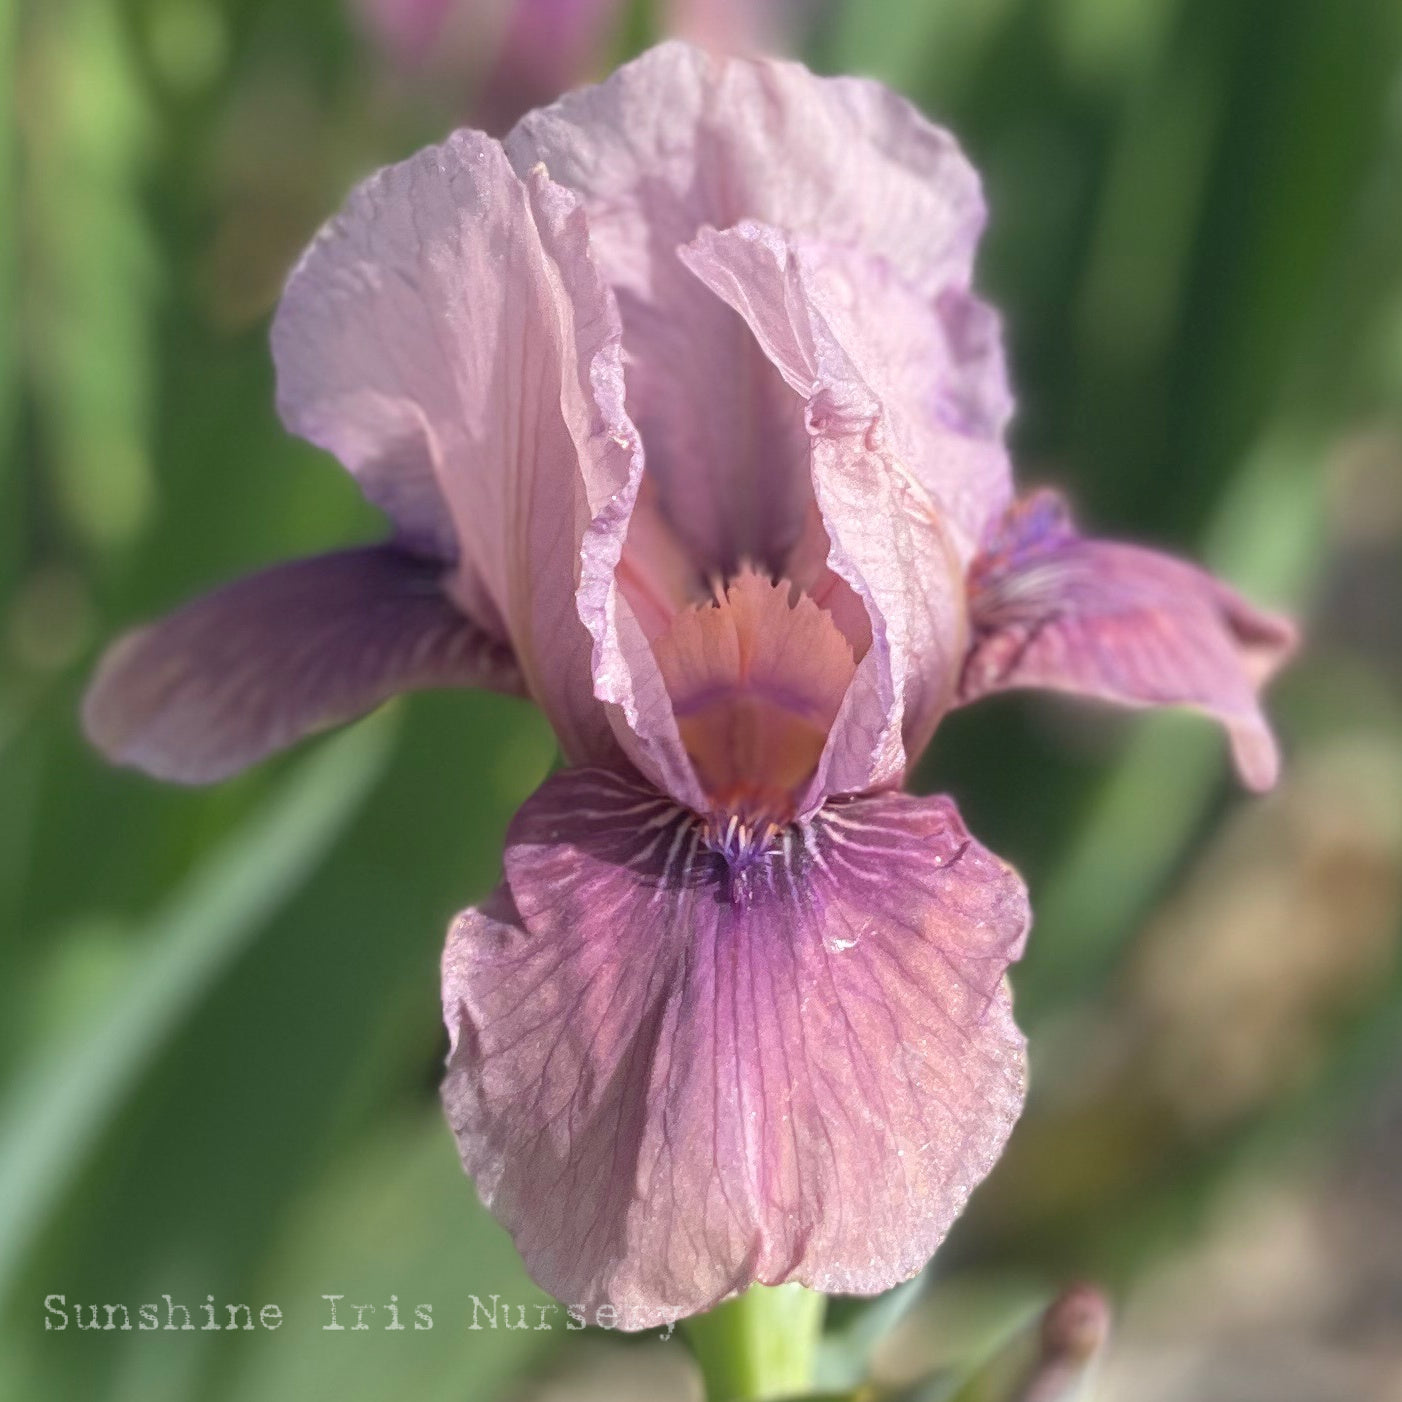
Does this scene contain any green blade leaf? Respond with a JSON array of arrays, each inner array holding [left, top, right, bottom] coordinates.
[[0, 713, 395, 1297]]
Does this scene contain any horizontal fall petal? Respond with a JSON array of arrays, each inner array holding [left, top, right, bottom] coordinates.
[[83, 545, 521, 784], [441, 766, 1029, 1328], [960, 490, 1298, 789]]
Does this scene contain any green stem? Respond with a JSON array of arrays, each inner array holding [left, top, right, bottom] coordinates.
[[683, 1285, 827, 1401]]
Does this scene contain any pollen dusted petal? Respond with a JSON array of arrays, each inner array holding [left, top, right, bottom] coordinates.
[[441, 767, 1029, 1329], [652, 569, 858, 817], [960, 490, 1298, 789]]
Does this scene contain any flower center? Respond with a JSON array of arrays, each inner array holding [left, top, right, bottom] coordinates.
[[651, 567, 858, 831]]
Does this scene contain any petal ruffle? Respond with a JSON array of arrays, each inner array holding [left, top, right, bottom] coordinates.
[[83, 546, 520, 783], [506, 41, 990, 577], [442, 767, 1028, 1328], [959, 491, 1298, 789], [508, 41, 985, 305], [679, 221, 981, 799], [271, 130, 640, 768], [683, 222, 1012, 559]]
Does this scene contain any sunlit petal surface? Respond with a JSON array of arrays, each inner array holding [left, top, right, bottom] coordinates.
[[961, 491, 1297, 789], [83, 546, 519, 782], [443, 767, 1028, 1327]]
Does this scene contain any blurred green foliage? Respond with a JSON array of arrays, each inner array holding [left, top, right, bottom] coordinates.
[[3, 1, 1401, 1399]]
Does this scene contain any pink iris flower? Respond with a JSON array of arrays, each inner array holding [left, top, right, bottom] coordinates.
[[84, 44, 1294, 1328]]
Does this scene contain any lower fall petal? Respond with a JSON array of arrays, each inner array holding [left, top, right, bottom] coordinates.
[[960, 490, 1298, 789], [83, 545, 520, 783], [441, 767, 1029, 1328]]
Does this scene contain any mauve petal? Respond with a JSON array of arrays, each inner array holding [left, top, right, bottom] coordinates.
[[506, 41, 987, 577], [509, 41, 984, 304], [685, 224, 1012, 560], [679, 222, 973, 799], [525, 168, 703, 807], [83, 546, 521, 784], [960, 491, 1298, 790], [271, 130, 642, 770], [442, 767, 1028, 1327]]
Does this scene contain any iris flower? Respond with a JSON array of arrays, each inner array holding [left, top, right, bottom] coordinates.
[[84, 44, 1294, 1329]]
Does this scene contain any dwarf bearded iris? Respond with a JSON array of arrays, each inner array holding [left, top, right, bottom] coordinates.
[[84, 43, 1294, 1328]]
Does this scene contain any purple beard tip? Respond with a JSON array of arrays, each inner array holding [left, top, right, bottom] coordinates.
[[702, 809, 788, 899]]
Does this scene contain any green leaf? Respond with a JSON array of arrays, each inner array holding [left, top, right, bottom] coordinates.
[[22, 0, 160, 550], [0, 713, 394, 1298], [814, 1277, 925, 1392], [219, 1113, 560, 1402]]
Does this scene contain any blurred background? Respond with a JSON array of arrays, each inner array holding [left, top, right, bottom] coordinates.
[[2, 1, 1401, 1399]]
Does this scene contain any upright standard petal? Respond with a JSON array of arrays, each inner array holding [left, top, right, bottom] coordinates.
[[683, 222, 1012, 559], [83, 546, 520, 783], [442, 768, 1029, 1328], [508, 42, 985, 302], [960, 491, 1298, 789], [679, 222, 977, 798], [506, 42, 988, 577], [271, 131, 640, 768]]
